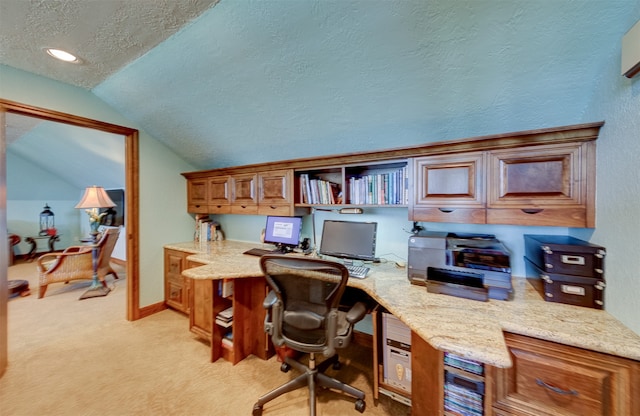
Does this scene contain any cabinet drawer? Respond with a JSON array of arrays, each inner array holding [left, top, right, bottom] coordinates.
[[188, 203, 209, 214], [487, 208, 586, 227], [410, 207, 486, 224], [231, 204, 259, 215], [257, 204, 292, 216], [493, 332, 640, 416], [208, 204, 231, 214]]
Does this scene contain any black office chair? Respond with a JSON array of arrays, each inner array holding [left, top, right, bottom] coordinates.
[[252, 255, 367, 416]]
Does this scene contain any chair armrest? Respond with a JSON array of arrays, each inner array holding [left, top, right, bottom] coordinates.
[[263, 290, 277, 309], [346, 301, 367, 324]]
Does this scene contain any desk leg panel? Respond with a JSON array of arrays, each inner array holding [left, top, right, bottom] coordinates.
[[411, 332, 444, 416]]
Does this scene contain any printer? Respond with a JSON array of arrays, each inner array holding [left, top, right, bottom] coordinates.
[[408, 231, 513, 301]]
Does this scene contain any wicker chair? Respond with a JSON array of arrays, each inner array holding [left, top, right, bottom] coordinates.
[[36, 227, 121, 298]]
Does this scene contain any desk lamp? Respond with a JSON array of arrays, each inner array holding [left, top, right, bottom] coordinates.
[[75, 185, 116, 299]]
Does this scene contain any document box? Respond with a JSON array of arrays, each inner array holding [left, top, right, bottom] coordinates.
[[525, 258, 605, 309], [524, 234, 605, 278]]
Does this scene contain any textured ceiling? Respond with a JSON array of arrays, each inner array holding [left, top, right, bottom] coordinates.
[[0, 0, 218, 88], [2, 0, 639, 183]]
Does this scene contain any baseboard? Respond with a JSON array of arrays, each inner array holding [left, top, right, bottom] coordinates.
[[138, 301, 167, 319], [110, 258, 126, 267]]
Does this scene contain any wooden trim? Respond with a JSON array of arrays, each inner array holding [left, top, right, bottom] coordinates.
[[1, 98, 141, 322], [182, 121, 604, 179], [138, 301, 167, 319]]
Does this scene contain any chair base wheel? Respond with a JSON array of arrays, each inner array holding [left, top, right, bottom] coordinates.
[[252, 403, 263, 416], [355, 399, 366, 413], [280, 362, 290, 372]]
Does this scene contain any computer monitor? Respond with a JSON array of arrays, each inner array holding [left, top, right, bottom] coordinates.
[[319, 220, 378, 261], [264, 216, 303, 252]]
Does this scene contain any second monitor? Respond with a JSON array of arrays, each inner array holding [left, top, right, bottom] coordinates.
[[319, 220, 378, 262]]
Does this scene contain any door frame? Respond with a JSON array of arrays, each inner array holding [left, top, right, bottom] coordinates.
[[0, 98, 141, 320]]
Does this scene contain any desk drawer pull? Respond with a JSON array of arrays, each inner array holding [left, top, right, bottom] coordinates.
[[522, 208, 544, 214], [535, 379, 578, 396], [438, 208, 455, 213]]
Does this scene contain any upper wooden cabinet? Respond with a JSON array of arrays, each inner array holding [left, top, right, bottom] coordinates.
[[258, 169, 295, 216], [187, 178, 209, 213], [487, 141, 595, 227], [208, 176, 231, 214], [230, 173, 258, 215], [187, 176, 231, 214], [410, 152, 486, 224], [183, 122, 602, 226]]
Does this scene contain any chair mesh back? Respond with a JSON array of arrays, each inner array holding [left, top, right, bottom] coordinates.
[[261, 256, 349, 348]]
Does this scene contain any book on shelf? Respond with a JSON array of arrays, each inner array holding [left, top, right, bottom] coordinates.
[[348, 166, 408, 205], [215, 318, 233, 328]]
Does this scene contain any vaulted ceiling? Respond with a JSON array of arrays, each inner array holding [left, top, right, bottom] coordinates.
[[2, 1, 639, 187]]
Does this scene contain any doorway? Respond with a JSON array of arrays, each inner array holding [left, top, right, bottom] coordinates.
[[0, 99, 140, 321]]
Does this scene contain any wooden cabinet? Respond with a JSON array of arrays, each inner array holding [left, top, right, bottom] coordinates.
[[186, 176, 231, 214], [410, 152, 486, 224], [183, 122, 603, 226], [486, 142, 595, 228], [189, 276, 274, 365], [491, 332, 640, 416], [164, 249, 203, 314], [187, 178, 209, 214], [230, 172, 258, 214], [258, 169, 295, 216], [409, 141, 596, 227], [208, 176, 231, 214]]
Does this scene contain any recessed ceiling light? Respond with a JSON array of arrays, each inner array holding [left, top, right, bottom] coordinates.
[[45, 48, 81, 63]]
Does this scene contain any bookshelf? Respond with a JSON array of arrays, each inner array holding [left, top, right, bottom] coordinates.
[[295, 160, 409, 207]]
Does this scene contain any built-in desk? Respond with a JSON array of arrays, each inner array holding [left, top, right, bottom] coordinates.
[[166, 240, 640, 415]]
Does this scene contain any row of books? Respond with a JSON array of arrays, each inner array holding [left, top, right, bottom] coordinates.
[[299, 174, 342, 205], [299, 167, 408, 205], [348, 167, 408, 205], [194, 215, 219, 243]]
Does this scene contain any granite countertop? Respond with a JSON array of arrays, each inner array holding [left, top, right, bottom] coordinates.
[[166, 240, 640, 368]]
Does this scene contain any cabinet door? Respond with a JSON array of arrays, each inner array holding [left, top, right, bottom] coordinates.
[[230, 173, 258, 214], [187, 178, 209, 213], [208, 176, 231, 214], [258, 169, 294, 216], [410, 153, 486, 224], [189, 279, 214, 341], [487, 142, 594, 227], [164, 249, 187, 313], [492, 332, 640, 416]]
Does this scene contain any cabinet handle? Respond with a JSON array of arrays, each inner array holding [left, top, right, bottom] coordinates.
[[521, 209, 544, 214], [438, 208, 455, 213], [535, 379, 578, 396]]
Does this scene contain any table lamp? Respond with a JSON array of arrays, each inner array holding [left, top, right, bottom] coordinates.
[[75, 185, 116, 299]]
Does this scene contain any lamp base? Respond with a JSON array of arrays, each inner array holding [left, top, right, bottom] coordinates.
[[79, 285, 111, 300]]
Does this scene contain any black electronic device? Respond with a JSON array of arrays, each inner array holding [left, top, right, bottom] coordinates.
[[319, 220, 378, 262]]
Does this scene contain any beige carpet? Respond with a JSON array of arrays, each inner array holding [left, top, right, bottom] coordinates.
[[1, 261, 411, 416]]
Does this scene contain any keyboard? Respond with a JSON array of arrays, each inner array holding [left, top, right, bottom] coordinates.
[[346, 265, 370, 279], [243, 248, 279, 257]]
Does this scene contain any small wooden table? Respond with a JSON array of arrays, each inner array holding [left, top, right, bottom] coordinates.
[[25, 234, 60, 261]]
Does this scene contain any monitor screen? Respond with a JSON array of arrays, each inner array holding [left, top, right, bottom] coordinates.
[[264, 216, 303, 247], [319, 220, 378, 261]]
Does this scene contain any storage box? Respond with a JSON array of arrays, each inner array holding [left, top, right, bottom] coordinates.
[[382, 313, 412, 393], [524, 234, 605, 278], [525, 258, 605, 309]]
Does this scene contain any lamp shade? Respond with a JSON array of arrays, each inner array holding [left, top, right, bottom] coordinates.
[[75, 186, 116, 209]]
